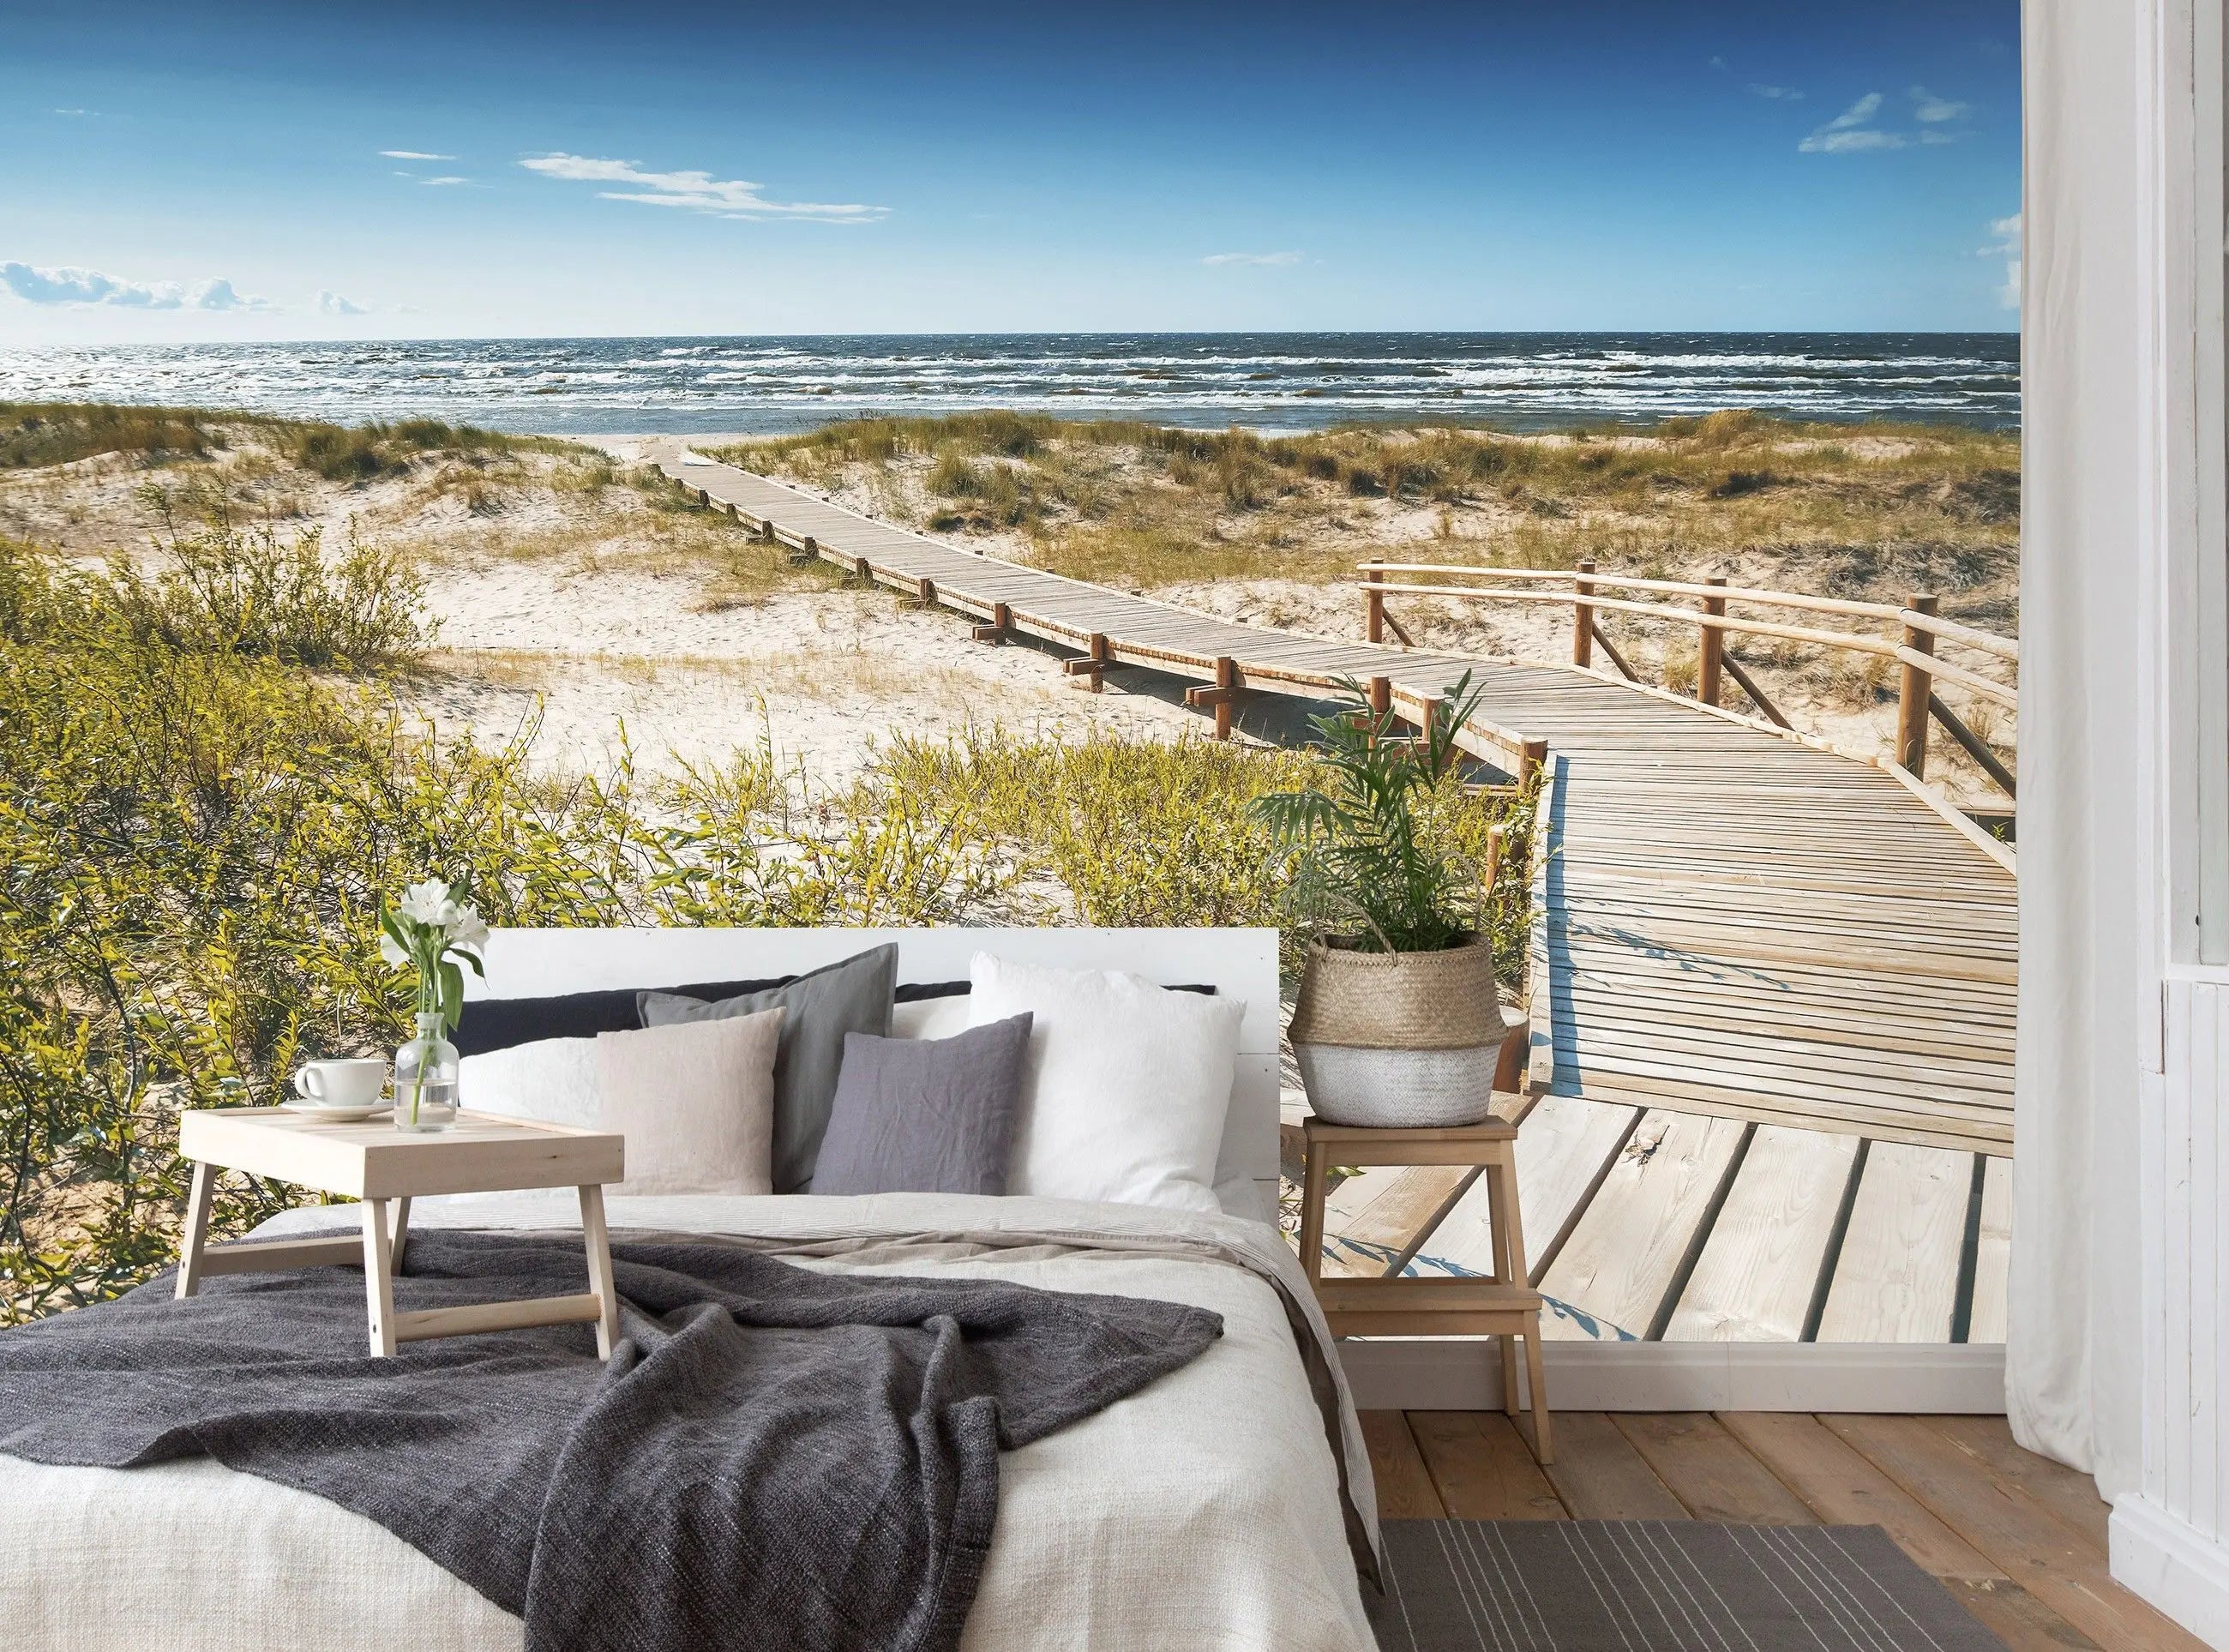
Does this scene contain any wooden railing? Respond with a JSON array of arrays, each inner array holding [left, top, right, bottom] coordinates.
[[1359, 561, 2019, 799]]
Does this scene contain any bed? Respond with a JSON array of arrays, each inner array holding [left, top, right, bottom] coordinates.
[[0, 928, 1379, 1651]]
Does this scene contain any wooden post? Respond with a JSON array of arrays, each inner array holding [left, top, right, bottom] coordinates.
[[853, 555, 871, 584], [1896, 592, 1938, 776], [1213, 656, 1237, 741], [916, 576, 936, 608], [1365, 567, 1385, 644], [1364, 676, 1392, 754], [1484, 821, 1505, 894], [973, 600, 1012, 644], [1086, 633, 1108, 693], [802, 535, 818, 557], [1572, 559, 1595, 668], [1697, 574, 1727, 706], [1518, 737, 1547, 788]]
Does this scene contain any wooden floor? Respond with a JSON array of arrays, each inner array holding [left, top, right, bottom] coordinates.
[[643, 442, 2018, 1345], [1367, 1409, 2201, 1651]]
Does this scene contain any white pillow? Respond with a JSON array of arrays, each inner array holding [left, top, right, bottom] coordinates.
[[966, 952, 1241, 1213], [892, 994, 973, 1041], [460, 1037, 599, 1127], [457, 1010, 784, 1196]]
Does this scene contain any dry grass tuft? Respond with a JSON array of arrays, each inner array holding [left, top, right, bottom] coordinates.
[[708, 413, 2017, 621]]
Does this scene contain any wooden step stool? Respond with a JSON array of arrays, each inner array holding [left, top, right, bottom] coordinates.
[[1296, 1114, 1553, 1463]]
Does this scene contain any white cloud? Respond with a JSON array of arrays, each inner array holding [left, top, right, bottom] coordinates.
[[1799, 93, 1909, 153], [317, 290, 368, 316], [1983, 213, 2021, 310], [1748, 84, 1804, 100], [1910, 87, 1972, 123], [381, 149, 455, 160], [0, 261, 270, 310], [189, 279, 265, 311], [53, 107, 90, 117], [519, 153, 886, 223], [420, 176, 471, 187], [1203, 250, 1302, 267], [1709, 55, 1728, 70]]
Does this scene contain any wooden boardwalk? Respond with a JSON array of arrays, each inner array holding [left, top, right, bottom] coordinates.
[[640, 442, 2017, 1344]]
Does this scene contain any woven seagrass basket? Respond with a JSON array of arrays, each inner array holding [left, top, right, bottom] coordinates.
[[1289, 936, 1511, 1127]]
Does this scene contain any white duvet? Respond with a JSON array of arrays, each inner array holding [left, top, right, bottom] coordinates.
[[1, 1191, 1379, 1651]]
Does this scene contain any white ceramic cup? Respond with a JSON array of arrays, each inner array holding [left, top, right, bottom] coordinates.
[[292, 1059, 390, 1110]]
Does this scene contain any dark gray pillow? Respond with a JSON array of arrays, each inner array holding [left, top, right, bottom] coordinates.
[[640, 943, 898, 1193], [453, 975, 794, 1057], [810, 1014, 1034, 1198]]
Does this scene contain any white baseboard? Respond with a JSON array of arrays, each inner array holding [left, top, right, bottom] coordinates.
[[1335, 1337, 2009, 1414], [2112, 1494, 2229, 1649]]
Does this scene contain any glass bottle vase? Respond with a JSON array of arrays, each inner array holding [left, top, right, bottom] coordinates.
[[394, 1010, 460, 1132]]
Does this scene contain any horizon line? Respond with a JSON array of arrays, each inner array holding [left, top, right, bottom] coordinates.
[[0, 325, 2026, 351]]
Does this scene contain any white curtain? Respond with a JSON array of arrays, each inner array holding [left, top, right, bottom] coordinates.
[[2009, 0, 2147, 1501]]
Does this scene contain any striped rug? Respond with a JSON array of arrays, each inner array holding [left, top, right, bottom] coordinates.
[[1367, 1521, 2004, 1651]]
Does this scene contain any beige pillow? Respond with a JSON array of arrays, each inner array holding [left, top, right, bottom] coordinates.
[[594, 1008, 784, 1196]]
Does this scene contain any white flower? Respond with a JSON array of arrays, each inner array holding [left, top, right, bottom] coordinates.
[[447, 904, 490, 952], [397, 879, 450, 928], [379, 932, 407, 966]]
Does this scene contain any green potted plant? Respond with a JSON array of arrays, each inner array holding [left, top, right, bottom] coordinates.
[[1251, 671, 1516, 1127]]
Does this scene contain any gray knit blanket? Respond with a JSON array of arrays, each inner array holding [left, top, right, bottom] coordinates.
[[0, 1229, 1222, 1652]]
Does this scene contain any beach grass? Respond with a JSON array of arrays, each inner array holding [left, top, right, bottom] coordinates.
[[712, 410, 2019, 621]]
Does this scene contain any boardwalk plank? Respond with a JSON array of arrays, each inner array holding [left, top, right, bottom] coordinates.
[[1815, 1143, 1974, 1342], [1665, 1126, 1859, 1342], [651, 448, 2019, 1347]]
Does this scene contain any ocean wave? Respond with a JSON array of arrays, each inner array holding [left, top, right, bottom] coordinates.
[[0, 332, 2019, 436]]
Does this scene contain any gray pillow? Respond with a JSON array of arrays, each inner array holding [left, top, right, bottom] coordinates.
[[810, 1014, 1034, 1197], [640, 942, 898, 1192]]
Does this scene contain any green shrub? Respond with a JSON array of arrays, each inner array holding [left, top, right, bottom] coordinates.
[[115, 503, 434, 670]]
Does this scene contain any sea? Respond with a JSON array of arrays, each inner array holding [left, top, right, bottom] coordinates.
[[0, 331, 2020, 437]]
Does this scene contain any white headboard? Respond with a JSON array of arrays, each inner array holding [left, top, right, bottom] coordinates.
[[471, 928, 1283, 1220]]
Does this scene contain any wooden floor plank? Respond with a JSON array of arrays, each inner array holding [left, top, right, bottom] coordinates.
[[1825, 1414, 2210, 1652], [1940, 1582, 2106, 1651], [1407, 1410, 1567, 1520], [1612, 1412, 1819, 1524], [1359, 1411, 1445, 1519], [1385, 1410, 2120, 1652], [1923, 1415, 2112, 1554], [1717, 1411, 2004, 1579], [1536, 1410, 1687, 1518]]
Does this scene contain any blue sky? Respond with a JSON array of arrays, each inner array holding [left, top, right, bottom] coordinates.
[[1, 0, 2021, 344]]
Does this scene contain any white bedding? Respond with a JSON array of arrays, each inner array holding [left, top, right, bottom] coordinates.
[[0, 1191, 1379, 1651]]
